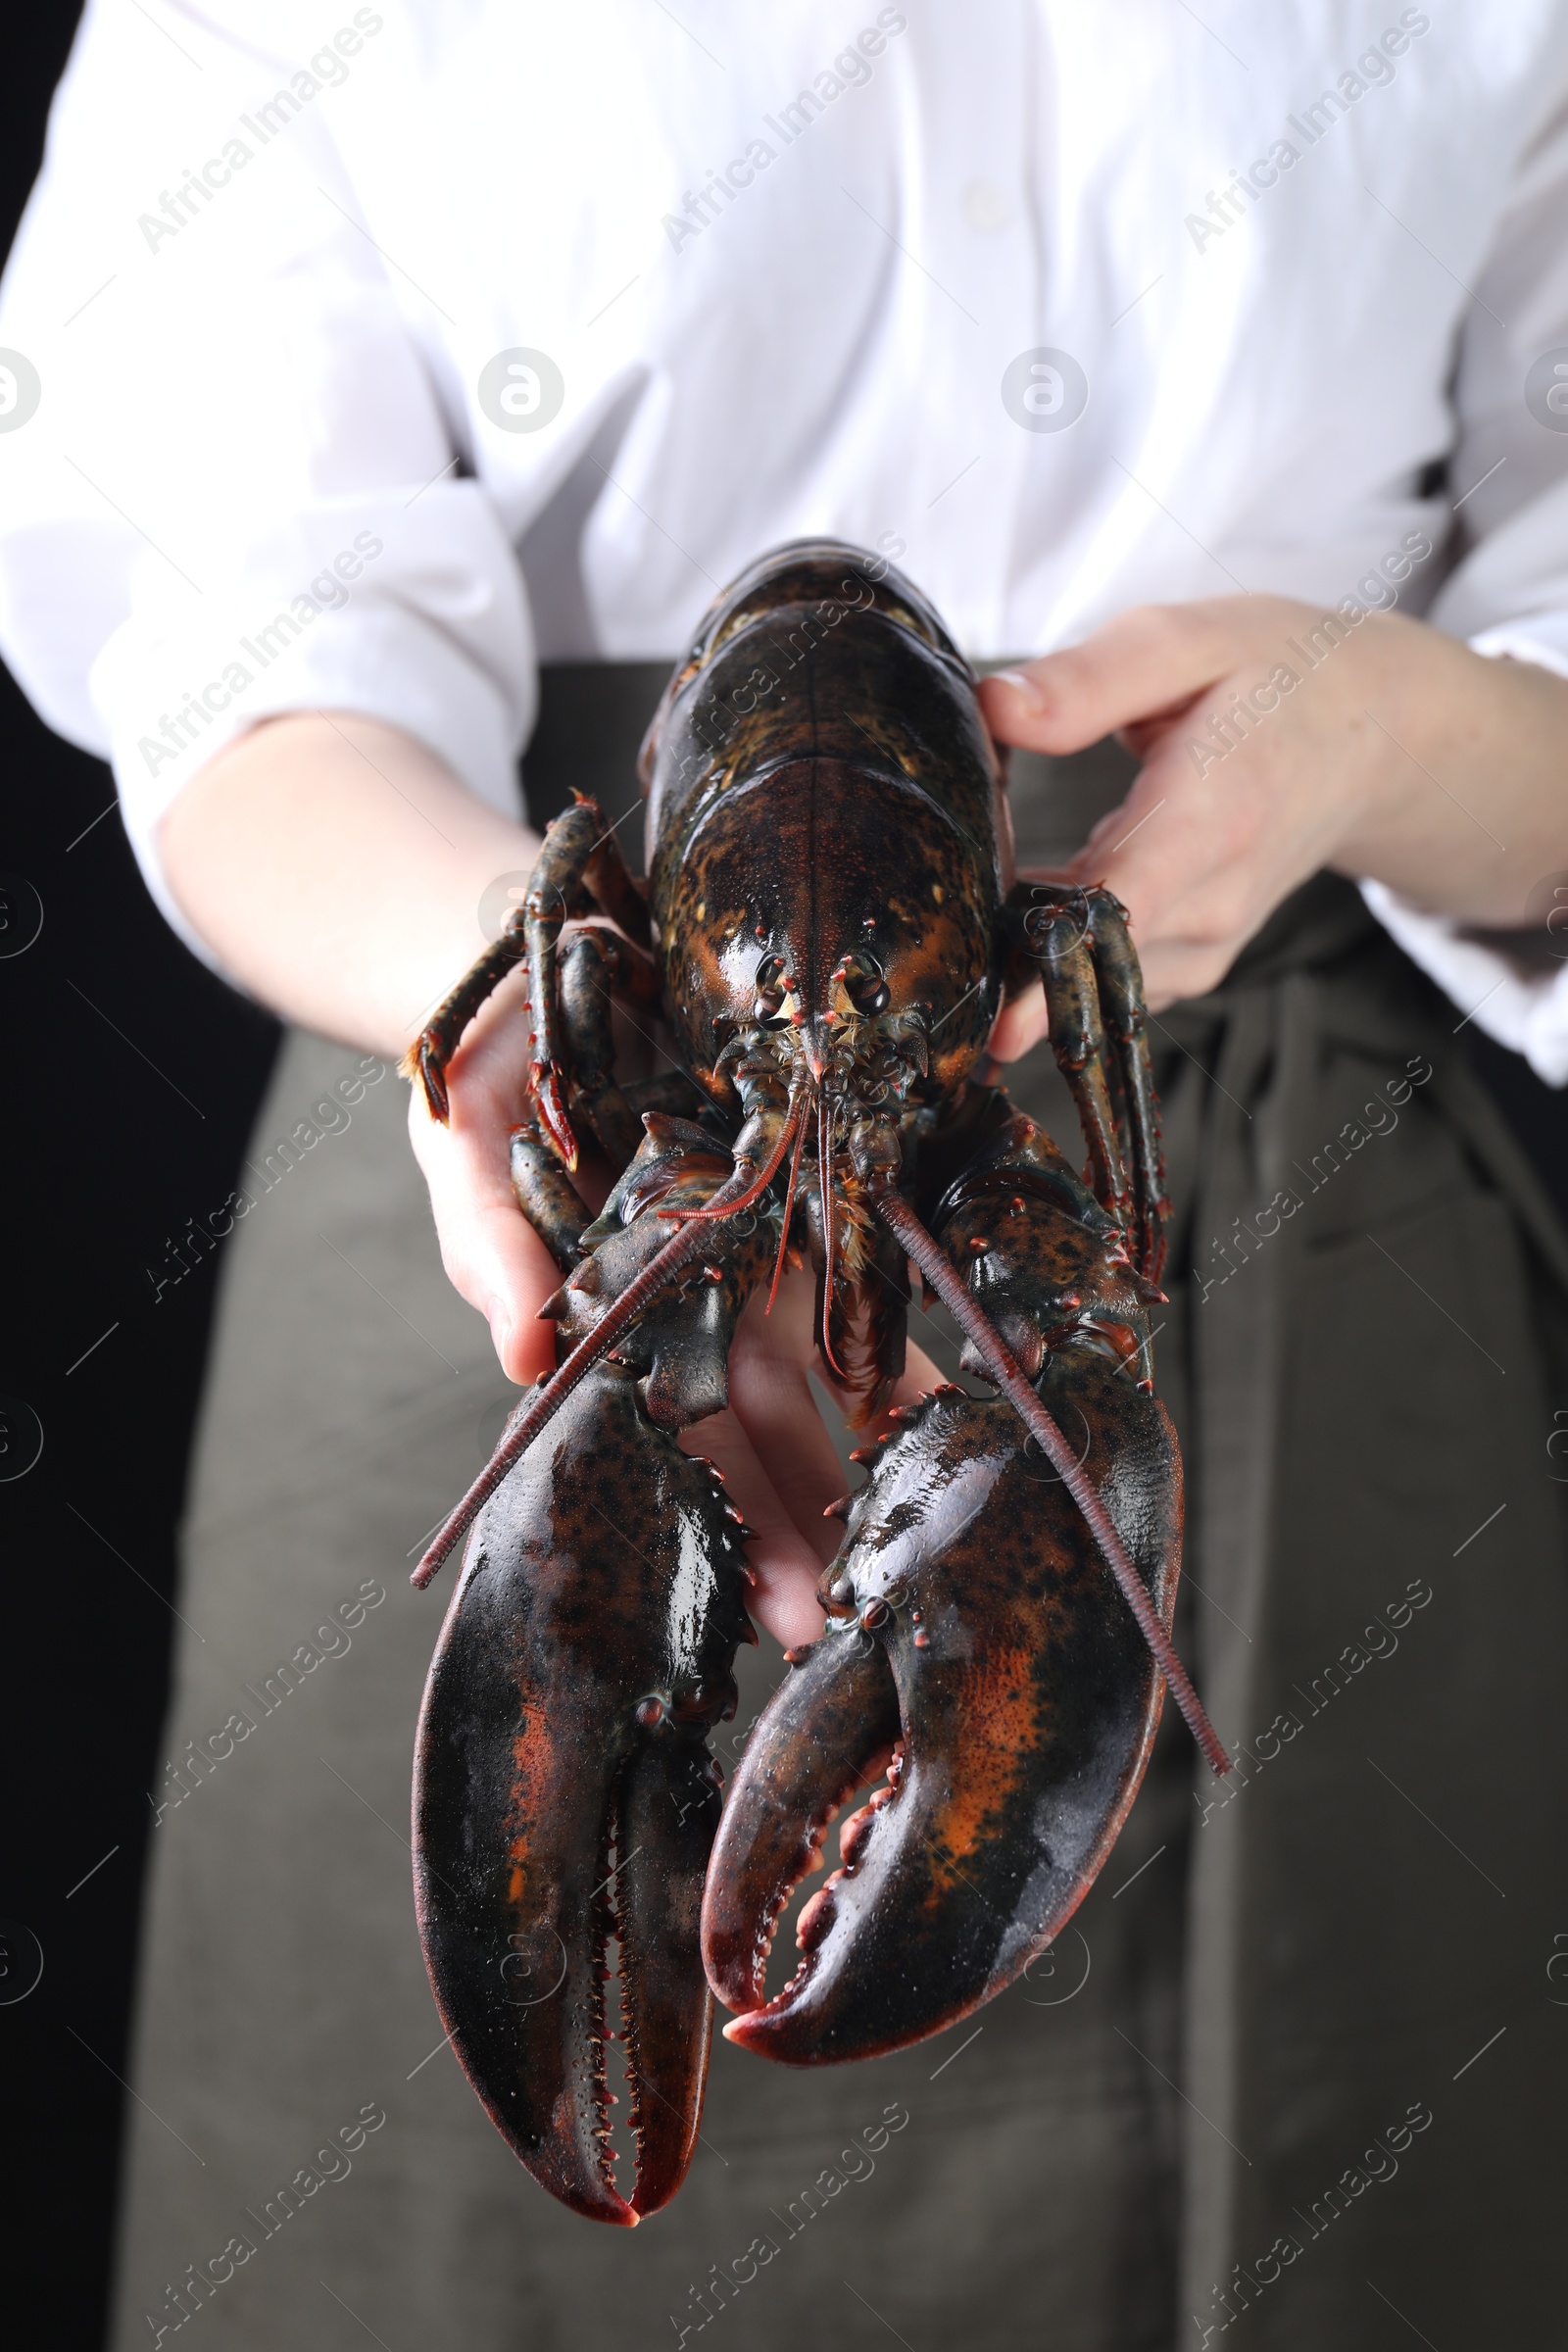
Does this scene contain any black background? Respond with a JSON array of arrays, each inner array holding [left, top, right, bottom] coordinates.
[[2, 14, 281, 2346], [2, 17, 1566, 2349]]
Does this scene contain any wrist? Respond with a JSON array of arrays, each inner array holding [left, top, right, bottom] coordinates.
[[1328, 630, 1567, 924], [162, 710, 540, 1054]]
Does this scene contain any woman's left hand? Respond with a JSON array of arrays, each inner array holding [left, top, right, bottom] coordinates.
[[979, 594, 1568, 1053]]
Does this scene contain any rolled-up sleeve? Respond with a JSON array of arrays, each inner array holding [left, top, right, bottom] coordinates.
[[0, 0, 533, 961], [1361, 85, 1568, 1084]]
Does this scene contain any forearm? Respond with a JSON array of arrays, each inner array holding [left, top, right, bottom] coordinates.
[[161, 712, 539, 1057], [1326, 628, 1568, 927]]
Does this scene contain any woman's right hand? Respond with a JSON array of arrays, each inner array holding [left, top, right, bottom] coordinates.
[[406, 959, 567, 1389]]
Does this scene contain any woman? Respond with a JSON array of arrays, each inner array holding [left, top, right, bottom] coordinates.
[[3, 5, 1567, 2344]]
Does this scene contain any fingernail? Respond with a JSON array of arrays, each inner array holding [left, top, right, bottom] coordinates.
[[990, 666, 1048, 710]]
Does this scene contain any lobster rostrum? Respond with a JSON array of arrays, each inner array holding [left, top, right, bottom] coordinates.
[[403, 540, 1229, 2227]]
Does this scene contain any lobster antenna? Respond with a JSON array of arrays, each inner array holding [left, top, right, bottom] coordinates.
[[872, 1191, 1231, 1777], [412, 1093, 807, 1590], [816, 1090, 849, 1378], [660, 1080, 810, 1223], [765, 1106, 810, 1315]]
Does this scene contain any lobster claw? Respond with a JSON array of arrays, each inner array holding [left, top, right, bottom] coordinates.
[[702, 1360, 1181, 2062], [414, 1366, 750, 2221]]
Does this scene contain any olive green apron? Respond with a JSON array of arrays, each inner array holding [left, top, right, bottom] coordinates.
[[110, 672, 1568, 2351]]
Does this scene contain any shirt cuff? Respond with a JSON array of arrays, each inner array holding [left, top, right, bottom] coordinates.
[[90, 484, 535, 969], [1467, 620, 1568, 682], [1359, 879, 1568, 1085]]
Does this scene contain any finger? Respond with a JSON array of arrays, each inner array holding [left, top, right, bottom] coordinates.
[[978, 601, 1243, 757], [1069, 719, 1271, 945], [1135, 931, 1246, 1012], [727, 1267, 853, 1566], [987, 973, 1049, 1063], [714, 1329, 950, 1656], [1068, 758, 1197, 925], [677, 1407, 830, 1650], [409, 1082, 563, 1384], [989, 779, 1191, 1056], [406, 960, 582, 1383]]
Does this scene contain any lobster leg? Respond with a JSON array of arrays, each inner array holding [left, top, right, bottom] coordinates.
[[1007, 883, 1169, 1284], [400, 794, 651, 1150], [521, 797, 649, 1171], [557, 925, 662, 1168], [402, 912, 527, 1122], [508, 1122, 589, 1270], [1084, 888, 1169, 1285]]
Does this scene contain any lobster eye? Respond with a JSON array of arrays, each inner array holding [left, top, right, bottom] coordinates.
[[752, 951, 789, 1028], [844, 960, 890, 1018]]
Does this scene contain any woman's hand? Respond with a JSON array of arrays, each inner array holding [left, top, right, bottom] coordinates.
[[406, 960, 563, 1387], [979, 595, 1568, 1057]]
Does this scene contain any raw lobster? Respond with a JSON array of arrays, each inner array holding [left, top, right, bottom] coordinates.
[[403, 540, 1227, 2225]]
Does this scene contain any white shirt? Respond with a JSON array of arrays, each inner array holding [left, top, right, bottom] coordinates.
[[3, 0, 1568, 1077]]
